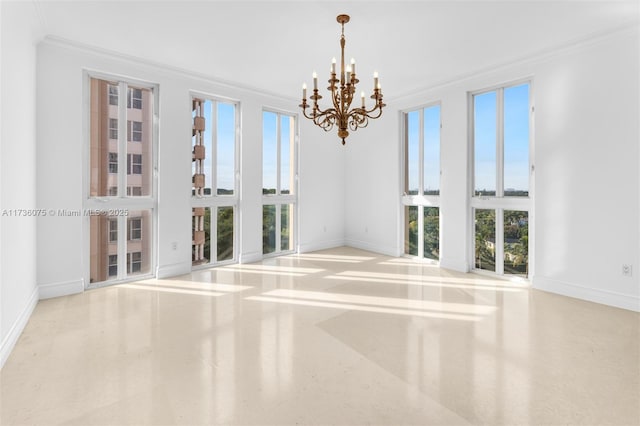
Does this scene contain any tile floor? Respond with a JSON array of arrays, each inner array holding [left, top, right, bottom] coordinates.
[[1, 247, 639, 425]]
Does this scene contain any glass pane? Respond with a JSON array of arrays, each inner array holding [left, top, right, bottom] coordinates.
[[281, 204, 293, 251], [217, 102, 235, 195], [475, 209, 496, 272], [217, 206, 234, 261], [263, 112, 277, 194], [126, 210, 151, 276], [404, 205, 418, 256], [263, 205, 276, 254], [192, 207, 210, 265], [405, 111, 419, 195], [423, 207, 439, 260], [89, 213, 118, 284], [280, 115, 294, 195], [423, 106, 440, 195], [126, 85, 153, 196], [504, 210, 528, 276], [90, 78, 119, 197], [504, 84, 530, 196], [474, 91, 497, 196]]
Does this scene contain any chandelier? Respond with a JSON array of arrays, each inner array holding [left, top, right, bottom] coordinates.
[[299, 14, 385, 145]]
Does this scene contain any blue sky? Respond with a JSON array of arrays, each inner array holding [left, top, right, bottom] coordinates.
[[263, 111, 293, 192]]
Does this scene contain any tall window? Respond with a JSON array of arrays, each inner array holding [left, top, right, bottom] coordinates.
[[87, 77, 156, 286], [262, 110, 297, 255], [471, 81, 531, 277], [191, 96, 238, 267], [403, 103, 441, 260]]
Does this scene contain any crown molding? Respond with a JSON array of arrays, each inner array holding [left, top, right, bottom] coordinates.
[[39, 35, 299, 104], [390, 22, 639, 103]]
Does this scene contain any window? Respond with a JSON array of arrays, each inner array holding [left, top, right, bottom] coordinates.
[[108, 84, 118, 106], [262, 110, 297, 256], [108, 153, 118, 174], [127, 154, 142, 175], [127, 186, 142, 196], [88, 77, 156, 286], [127, 252, 142, 273], [109, 219, 118, 243], [402, 103, 441, 260], [128, 217, 142, 240], [191, 96, 239, 267], [109, 118, 118, 140], [471, 81, 531, 277], [127, 88, 142, 109], [127, 120, 142, 142], [108, 255, 118, 277]]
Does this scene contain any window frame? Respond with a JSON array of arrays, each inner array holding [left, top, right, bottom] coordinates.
[[83, 72, 158, 289], [468, 78, 534, 278], [401, 101, 442, 262], [190, 92, 241, 269], [261, 108, 299, 258]]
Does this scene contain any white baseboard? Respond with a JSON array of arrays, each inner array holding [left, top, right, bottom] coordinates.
[[239, 251, 262, 264], [298, 238, 346, 254], [439, 257, 470, 273], [156, 262, 191, 279], [533, 275, 640, 312], [344, 238, 399, 257], [1, 286, 39, 369], [39, 279, 84, 300]]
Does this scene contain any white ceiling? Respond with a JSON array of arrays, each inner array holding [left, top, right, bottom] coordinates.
[[33, 0, 639, 100]]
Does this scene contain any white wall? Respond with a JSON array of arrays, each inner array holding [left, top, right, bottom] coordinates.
[[35, 39, 344, 297], [0, 2, 41, 368], [347, 27, 639, 311]]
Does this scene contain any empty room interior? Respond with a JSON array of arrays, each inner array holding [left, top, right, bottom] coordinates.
[[1, 1, 639, 425]]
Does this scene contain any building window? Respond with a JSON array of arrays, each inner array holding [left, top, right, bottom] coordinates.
[[109, 118, 118, 140], [402, 103, 441, 260], [108, 255, 118, 277], [127, 154, 142, 175], [127, 252, 142, 273], [191, 96, 239, 267], [88, 77, 155, 286], [128, 217, 142, 240], [262, 110, 296, 256], [127, 186, 142, 196], [109, 219, 117, 243], [471, 81, 531, 277], [108, 84, 118, 106], [108, 152, 118, 174], [127, 120, 142, 142], [127, 88, 142, 109]]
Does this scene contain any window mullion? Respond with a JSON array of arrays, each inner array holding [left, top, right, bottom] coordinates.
[[117, 215, 127, 279], [276, 115, 282, 195], [211, 207, 218, 263], [496, 88, 505, 198], [419, 108, 425, 195], [495, 209, 504, 275], [417, 205, 424, 258], [118, 82, 127, 197], [211, 101, 218, 196], [275, 204, 282, 253]]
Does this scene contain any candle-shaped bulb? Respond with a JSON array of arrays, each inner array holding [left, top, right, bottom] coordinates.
[[351, 58, 356, 75], [312, 71, 318, 90], [373, 71, 379, 90], [331, 57, 336, 74], [346, 65, 352, 83], [361, 91, 365, 108], [302, 83, 307, 99]]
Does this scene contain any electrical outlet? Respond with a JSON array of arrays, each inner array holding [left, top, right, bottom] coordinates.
[[622, 264, 632, 277]]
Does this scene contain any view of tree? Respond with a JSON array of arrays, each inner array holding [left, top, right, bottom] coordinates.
[[475, 209, 496, 271]]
